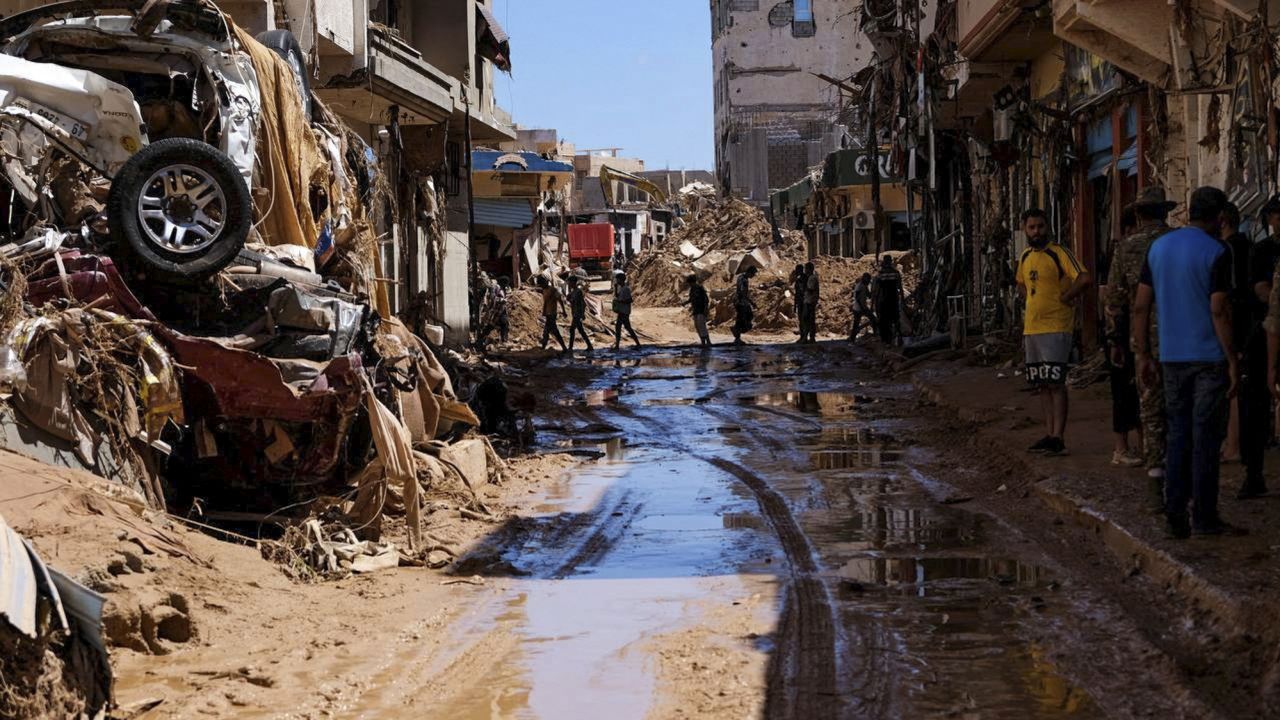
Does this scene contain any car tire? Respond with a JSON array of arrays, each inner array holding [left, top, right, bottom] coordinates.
[[108, 138, 251, 279], [256, 29, 313, 122]]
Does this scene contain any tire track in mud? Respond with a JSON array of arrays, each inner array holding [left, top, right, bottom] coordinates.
[[550, 495, 645, 579], [611, 402, 844, 720]]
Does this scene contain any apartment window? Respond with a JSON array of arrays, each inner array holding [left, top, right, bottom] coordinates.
[[793, 0, 815, 37]]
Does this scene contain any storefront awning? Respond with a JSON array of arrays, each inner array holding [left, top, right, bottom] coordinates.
[[473, 198, 534, 228], [477, 4, 511, 73]]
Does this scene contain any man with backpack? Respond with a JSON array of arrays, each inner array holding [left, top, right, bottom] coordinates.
[[1016, 208, 1092, 457]]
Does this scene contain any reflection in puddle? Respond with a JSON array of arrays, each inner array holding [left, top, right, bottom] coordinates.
[[836, 555, 1049, 591], [812, 447, 902, 469], [736, 391, 864, 415], [722, 512, 764, 530], [559, 388, 622, 407], [641, 397, 708, 407], [811, 428, 902, 469], [550, 437, 627, 461]]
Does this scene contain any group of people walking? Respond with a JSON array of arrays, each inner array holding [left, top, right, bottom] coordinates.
[[474, 250, 911, 353], [1020, 185, 1280, 539]]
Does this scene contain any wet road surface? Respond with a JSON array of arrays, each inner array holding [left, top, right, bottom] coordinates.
[[426, 344, 1105, 718]]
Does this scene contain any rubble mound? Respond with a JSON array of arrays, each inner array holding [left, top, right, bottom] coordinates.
[[503, 288, 614, 349], [629, 198, 805, 307], [707, 250, 920, 336]]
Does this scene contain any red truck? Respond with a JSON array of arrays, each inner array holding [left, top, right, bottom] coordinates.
[[567, 223, 615, 278]]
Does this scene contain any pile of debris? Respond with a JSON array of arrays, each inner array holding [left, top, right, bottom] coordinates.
[[490, 283, 615, 350], [0, 1, 526, 565], [629, 197, 805, 307], [629, 197, 922, 337]]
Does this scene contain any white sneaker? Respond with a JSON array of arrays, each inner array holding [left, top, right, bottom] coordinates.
[[1147, 467, 1166, 479]]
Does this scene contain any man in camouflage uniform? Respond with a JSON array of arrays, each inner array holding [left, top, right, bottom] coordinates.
[[1105, 187, 1176, 489]]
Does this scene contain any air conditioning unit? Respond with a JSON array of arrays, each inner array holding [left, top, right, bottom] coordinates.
[[853, 210, 876, 230]]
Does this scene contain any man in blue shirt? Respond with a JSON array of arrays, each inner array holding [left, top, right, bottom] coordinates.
[[1134, 186, 1239, 539]]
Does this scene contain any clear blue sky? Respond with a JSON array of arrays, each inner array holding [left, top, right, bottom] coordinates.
[[491, 0, 714, 171]]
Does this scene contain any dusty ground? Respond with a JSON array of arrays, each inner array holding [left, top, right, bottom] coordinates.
[[1, 448, 578, 718], [5, 318, 1270, 719]]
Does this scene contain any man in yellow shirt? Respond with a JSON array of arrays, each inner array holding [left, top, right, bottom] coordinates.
[[1016, 208, 1093, 455]]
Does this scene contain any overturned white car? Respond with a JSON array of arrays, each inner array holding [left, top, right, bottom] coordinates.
[[0, 0, 319, 279]]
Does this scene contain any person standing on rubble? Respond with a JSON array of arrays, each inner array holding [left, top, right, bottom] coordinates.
[[732, 266, 759, 346], [685, 274, 712, 347], [612, 272, 641, 350], [801, 261, 820, 343], [872, 256, 904, 345], [850, 272, 876, 341], [790, 264, 807, 337], [1106, 187, 1175, 492], [1016, 208, 1092, 457], [1134, 186, 1238, 538], [567, 276, 594, 353], [538, 276, 568, 352]]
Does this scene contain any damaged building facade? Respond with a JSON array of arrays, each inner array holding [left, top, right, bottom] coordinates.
[[759, 0, 1280, 347], [711, 0, 871, 206]]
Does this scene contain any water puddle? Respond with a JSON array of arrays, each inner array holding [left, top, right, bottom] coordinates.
[[736, 391, 865, 415], [446, 436, 777, 720], [552, 437, 627, 461], [811, 447, 904, 469], [835, 555, 1050, 592]]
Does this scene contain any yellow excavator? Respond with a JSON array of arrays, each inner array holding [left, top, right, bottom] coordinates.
[[599, 166, 670, 208]]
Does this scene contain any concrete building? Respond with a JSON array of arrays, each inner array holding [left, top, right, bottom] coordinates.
[[710, 0, 873, 206]]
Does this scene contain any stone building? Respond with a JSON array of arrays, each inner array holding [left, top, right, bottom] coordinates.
[[710, 0, 872, 206]]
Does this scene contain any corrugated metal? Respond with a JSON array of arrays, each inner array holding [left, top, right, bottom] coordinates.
[[473, 198, 534, 229], [0, 513, 38, 637]]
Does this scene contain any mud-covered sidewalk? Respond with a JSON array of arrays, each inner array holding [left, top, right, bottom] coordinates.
[[912, 358, 1280, 716]]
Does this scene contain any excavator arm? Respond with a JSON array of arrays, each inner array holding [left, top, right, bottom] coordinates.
[[599, 165, 669, 208]]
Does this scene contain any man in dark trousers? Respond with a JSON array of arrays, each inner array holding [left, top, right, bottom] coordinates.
[[732, 265, 758, 346], [1135, 186, 1239, 538], [567, 275, 594, 353], [685, 274, 711, 347], [872, 256, 904, 345], [612, 272, 641, 350], [801, 261, 820, 343], [1242, 195, 1280, 497], [850, 272, 876, 341], [538, 276, 568, 352]]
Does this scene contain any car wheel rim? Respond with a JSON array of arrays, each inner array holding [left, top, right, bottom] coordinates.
[[137, 164, 227, 254]]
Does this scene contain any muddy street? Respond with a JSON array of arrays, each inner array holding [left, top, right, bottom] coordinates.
[[376, 341, 1204, 720]]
